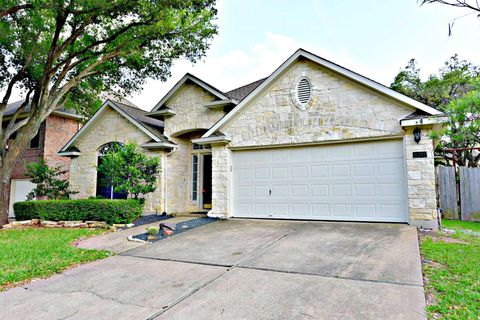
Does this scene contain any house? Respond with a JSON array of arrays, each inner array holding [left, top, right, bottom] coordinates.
[[4, 100, 82, 216], [59, 49, 444, 228]]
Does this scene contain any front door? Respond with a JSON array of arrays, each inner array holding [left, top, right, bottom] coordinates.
[[201, 154, 212, 209]]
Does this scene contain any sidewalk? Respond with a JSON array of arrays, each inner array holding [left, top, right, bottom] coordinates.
[[76, 216, 195, 253]]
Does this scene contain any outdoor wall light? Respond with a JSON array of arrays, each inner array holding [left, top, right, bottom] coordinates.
[[413, 127, 421, 144]]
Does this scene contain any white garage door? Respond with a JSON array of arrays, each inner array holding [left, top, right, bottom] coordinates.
[[9, 179, 36, 217], [232, 139, 408, 222]]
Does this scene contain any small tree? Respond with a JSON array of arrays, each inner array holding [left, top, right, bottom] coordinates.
[[97, 142, 160, 199], [431, 88, 480, 166], [25, 159, 77, 199]]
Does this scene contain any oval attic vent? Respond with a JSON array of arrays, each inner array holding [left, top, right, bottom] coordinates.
[[297, 78, 311, 105]]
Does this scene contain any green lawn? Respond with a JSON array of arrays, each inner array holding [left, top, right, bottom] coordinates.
[[0, 228, 110, 291], [420, 220, 480, 319], [442, 219, 480, 233]]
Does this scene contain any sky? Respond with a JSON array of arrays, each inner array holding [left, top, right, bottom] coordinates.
[[6, 0, 480, 110], [128, 0, 480, 110]]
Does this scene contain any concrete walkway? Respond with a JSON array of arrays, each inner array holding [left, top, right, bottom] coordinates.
[[76, 216, 195, 253], [0, 219, 426, 319]]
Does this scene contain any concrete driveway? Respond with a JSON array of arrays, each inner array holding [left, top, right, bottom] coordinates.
[[0, 219, 426, 319]]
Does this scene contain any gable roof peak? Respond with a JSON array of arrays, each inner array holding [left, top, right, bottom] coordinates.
[[151, 73, 229, 112], [203, 48, 443, 138]]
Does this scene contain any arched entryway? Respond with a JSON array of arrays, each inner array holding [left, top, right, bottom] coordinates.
[[96, 142, 128, 199]]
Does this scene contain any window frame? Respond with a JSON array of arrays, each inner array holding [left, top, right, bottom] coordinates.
[[191, 154, 199, 202]]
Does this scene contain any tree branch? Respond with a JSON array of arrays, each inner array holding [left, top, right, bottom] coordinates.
[[0, 4, 33, 18]]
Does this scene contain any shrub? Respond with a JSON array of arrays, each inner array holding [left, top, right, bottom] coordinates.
[[146, 227, 159, 236], [13, 199, 143, 224], [25, 159, 77, 200]]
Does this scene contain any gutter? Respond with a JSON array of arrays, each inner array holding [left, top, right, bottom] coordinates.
[[400, 116, 448, 127], [141, 142, 177, 150], [191, 135, 231, 145]]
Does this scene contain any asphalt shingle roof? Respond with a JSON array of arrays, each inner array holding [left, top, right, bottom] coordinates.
[[109, 100, 169, 143], [4, 99, 79, 117], [224, 78, 267, 102]]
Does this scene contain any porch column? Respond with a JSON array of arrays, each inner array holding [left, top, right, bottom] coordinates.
[[210, 144, 230, 218], [404, 126, 438, 229]]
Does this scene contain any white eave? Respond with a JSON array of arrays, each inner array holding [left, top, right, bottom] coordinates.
[[51, 110, 84, 121], [400, 116, 448, 127], [141, 142, 177, 150], [58, 151, 81, 157], [146, 108, 176, 117], [203, 99, 238, 110], [191, 135, 231, 145], [203, 48, 443, 138]]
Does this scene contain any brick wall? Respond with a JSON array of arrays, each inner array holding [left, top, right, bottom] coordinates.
[[43, 115, 79, 179], [11, 121, 46, 179]]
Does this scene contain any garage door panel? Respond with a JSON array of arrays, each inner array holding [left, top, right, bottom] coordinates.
[[232, 140, 407, 222], [331, 164, 351, 177], [311, 184, 329, 197], [271, 167, 288, 179], [291, 166, 308, 178], [271, 185, 289, 197]]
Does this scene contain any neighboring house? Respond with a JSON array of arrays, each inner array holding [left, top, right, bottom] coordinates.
[[4, 100, 82, 216], [60, 49, 444, 228]]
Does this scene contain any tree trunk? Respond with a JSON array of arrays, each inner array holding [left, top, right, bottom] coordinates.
[[0, 169, 11, 225], [0, 113, 44, 227]]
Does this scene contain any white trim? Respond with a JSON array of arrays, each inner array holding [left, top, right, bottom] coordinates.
[[152, 73, 230, 112], [58, 151, 81, 157], [203, 49, 443, 138], [400, 116, 448, 127], [60, 100, 161, 152], [51, 110, 84, 121], [146, 108, 176, 117], [203, 99, 238, 110], [191, 135, 231, 145], [228, 134, 404, 151], [141, 142, 177, 149]]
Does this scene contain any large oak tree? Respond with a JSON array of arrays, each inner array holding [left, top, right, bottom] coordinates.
[[0, 0, 217, 225]]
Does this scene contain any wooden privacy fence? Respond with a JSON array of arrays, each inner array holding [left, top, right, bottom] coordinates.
[[436, 166, 480, 221]]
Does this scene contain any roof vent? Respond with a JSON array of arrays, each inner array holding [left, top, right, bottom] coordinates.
[[297, 78, 312, 105]]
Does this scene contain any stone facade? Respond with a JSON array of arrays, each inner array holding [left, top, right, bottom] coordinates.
[[163, 84, 225, 137], [211, 60, 438, 226], [164, 138, 192, 214], [69, 106, 165, 213], [210, 144, 230, 217], [63, 57, 440, 227], [223, 60, 413, 147], [404, 126, 438, 228]]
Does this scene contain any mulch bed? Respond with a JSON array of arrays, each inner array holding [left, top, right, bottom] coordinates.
[[132, 217, 216, 242], [116, 214, 172, 231]]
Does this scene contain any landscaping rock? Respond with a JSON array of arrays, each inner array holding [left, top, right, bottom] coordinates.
[[41, 220, 58, 227], [11, 220, 32, 226]]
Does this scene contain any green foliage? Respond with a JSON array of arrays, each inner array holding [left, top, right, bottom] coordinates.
[[97, 142, 160, 199], [0, 0, 218, 114], [25, 159, 77, 200], [391, 56, 480, 166], [146, 227, 159, 236], [13, 199, 142, 224], [390, 55, 480, 111], [0, 228, 109, 291], [420, 225, 480, 319]]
